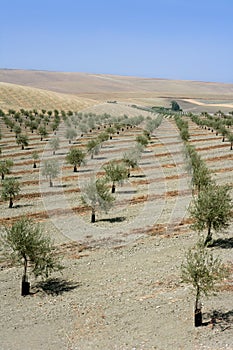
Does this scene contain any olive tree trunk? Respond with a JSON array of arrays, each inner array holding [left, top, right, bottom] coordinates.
[[21, 257, 30, 296], [194, 287, 202, 327]]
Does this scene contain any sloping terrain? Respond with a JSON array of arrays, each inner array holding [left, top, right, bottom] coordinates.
[[1, 69, 233, 114], [0, 102, 232, 349], [0, 82, 98, 112]]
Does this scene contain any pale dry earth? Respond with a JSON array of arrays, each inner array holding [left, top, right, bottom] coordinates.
[[0, 102, 232, 349], [1, 69, 233, 114]]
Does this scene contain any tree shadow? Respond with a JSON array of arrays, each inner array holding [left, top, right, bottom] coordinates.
[[130, 174, 146, 178], [34, 278, 80, 296], [78, 168, 93, 173], [119, 190, 137, 194], [203, 309, 233, 330], [56, 152, 67, 156], [54, 184, 71, 188], [139, 162, 151, 165], [209, 237, 233, 249], [94, 157, 107, 160], [98, 216, 126, 223], [14, 204, 34, 208]]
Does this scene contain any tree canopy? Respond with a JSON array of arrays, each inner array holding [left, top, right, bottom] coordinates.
[[1, 217, 62, 295]]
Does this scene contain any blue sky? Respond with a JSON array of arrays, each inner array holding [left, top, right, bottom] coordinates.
[[1, 0, 233, 83]]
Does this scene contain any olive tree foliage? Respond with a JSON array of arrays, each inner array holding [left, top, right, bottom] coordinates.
[[65, 128, 77, 144], [66, 148, 86, 172], [49, 137, 60, 155], [185, 144, 212, 193], [103, 160, 128, 193], [227, 132, 233, 150], [181, 239, 229, 326], [97, 132, 109, 146], [0, 159, 13, 180], [189, 184, 232, 246], [175, 116, 189, 142], [32, 151, 39, 168], [136, 135, 149, 148], [16, 134, 29, 149], [122, 147, 142, 177], [42, 159, 60, 187], [81, 177, 115, 222], [38, 126, 48, 141], [145, 115, 163, 136], [1, 177, 20, 208], [0, 217, 62, 295], [86, 139, 100, 159]]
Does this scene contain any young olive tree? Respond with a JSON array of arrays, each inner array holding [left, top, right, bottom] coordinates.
[[81, 177, 115, 223], [189, 184, 232, 246], [106, 126, 116, 139], [136, 135, 149, 148], [185, 144, 213, 193], [38, 126, 48, 141], [16, 134, 29, 150], [123, 147, 141, 177], [227, 132, 233, 150], [0, 217, 62, 295], [103, 160, 128, 193], [32, 151, 39, 168], [97, 132, 109, 147], [42, 159, 59, 187], [86, 139, 100, 159], [66, 148, 86, 172], [1, 177, 21, 208], [50, 137, 60, 155], [65, 128, 77, 144], [181, 239, 229, 327], [0, 159, 13, 180]]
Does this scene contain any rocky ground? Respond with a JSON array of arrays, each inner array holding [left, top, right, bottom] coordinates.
[[0, 104, 232, 349], [0, 229, 232, 350]]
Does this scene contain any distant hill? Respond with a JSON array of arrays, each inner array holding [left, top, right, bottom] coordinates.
[[1, 69, 233, 98], [0, 81, 97, 112], [0, 69, 233, 112]]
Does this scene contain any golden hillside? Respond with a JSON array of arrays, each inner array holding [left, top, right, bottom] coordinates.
[[0, 81, 98, 112], [1, 69, 233, 99], [1, 69, 233, 112]]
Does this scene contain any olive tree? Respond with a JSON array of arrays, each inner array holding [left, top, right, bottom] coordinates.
[[0, 159, 13, 180], [86, 139, 100, 159], [42, 159, 59, 187], [16, 134, 29, 150], [50, 137, 60, 155], [66, 148, 86, 172], [38, 126, 48, 141], [227, 132, 233, 150], [123, 147, 141, 177], [136, 135, 149, 148], [65, 128, 77, 144], [103, 160, 128, 193], [189, 184, 232, 246], [81, 177, 115, 223], [1, 177, 21, 208], [185, 144, 213, 193], [181, 239, 229, 327], [32, 151, 39, 168], [97, 132, 109, 147], [0, 217, 62, 295]]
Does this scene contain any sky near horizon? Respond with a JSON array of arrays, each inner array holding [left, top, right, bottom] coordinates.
[[1, 0, 233, 83]]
